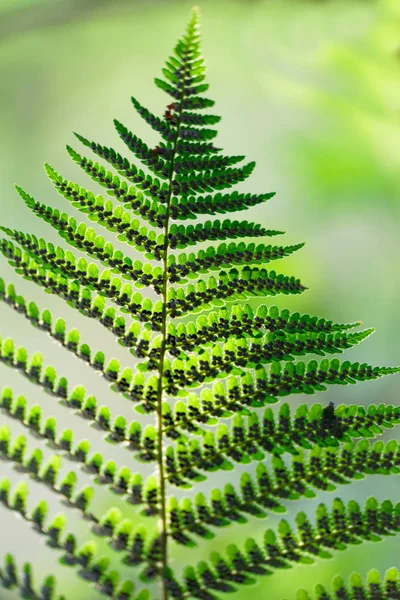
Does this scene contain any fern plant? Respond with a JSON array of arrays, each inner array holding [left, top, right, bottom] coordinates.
[[0, 7, 399, 600]]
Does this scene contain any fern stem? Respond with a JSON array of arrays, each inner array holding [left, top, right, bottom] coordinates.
[[155, 219, 171, 600], [155, 57, 189, 600]]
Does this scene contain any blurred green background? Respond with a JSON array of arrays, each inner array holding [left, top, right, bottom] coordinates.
[[0, 0, 399, 598]]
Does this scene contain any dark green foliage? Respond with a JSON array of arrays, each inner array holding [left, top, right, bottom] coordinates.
[[98, 405, 111, 429], [0, 425, 10, 454], [100, 460, 117, 483], [10, 434, 26, 464], [58, 428, 73, 451], [31, 500, 48, 529], [41, 575, 57, 600], [166, 241, 304, 283], [164, 408, 400, 486], [115, 579, 135, 600], [126, 525, 148, 565], [87, 451, 103, 473], [73, 485, 94, 513], [43, 416, 57, 441], [0, 477, 10, 504], [73, 439, 90, 462], [171, 497, 400, 598], [90, 556, 110, 581], [26, 448, 43, 475], [12, 394, 26, 421], [27, 403, 42, 432], [113, 519, 134, 549], [100, 570, 119, 596], [0, 386, 13, 411], [5, 554, 17, 587], [21, 563, 34, 597], [0, 556, 64, 600], [59, 471, 77, 500], [167, 439, 400, 542], [47, 513, 66, 545], [295, 568, 400, 600], [100, 508, 122, 536], [12, 482, 28, 515], [0, 8, 399, 600], [77, 541, 97, 568], [115, 467, 131, 492], [42, 454, 61, 487]]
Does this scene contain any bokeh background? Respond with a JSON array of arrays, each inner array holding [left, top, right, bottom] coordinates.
[[0, 0, 400, 598]]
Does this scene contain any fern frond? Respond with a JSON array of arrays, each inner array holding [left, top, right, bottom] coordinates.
[[172, 161, 255, 195], [0, 230, 163, 300], [0, 555, 61, 600], [179, 112, 220, 126], [113, 119, 170, 177], [170, 190, 276, 220], [163, 357, 396, 397], [167, 305, 362, 355], [0, 481, 155, 596], [164, 425, 400, 488], [131, 95, 176, 141], [67, 145, 169, 205], [133, 95, 217, 143], [0, 432, 162, 577], [162, 398, 400, 448], [294, 568, 400, 600], [15, 181, 162, 260], [45, 164, 165, 254], [2, 8, 399, 600], [74, 130, 169, 186], [180, 95, 216, 110], [160, 331, 374, 386], [0, 385, 157, 488], [0, 237, 162, 325], [169, 220, 283, 249], [176, 496, 400, 598], [167, 242, 304, 283], [0, 275, 157, 370], [114, 119, 219, 184], [0, 285, 160, 364], [0, 426, 98, 516], [174, 153, 244, 174], [166, 438, 400, 539], [167, 268, 306, 318], [174, 139, 222, 156], [166, 434, 400, 494], [0, 334, 161, 444]]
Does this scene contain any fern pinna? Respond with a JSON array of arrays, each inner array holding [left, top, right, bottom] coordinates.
[[0, 7, 399, 600]]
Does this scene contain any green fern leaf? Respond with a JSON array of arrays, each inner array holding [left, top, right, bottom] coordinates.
[[177, 496, 400, 597], [1, 8, 399, 600], [170, 190, 276, 220], [45, 163, 165, 251], [169, 219, 283, 249], [67, 145, 169, 205], [294, 568, 400, 600], [167, 242, 304, 282]]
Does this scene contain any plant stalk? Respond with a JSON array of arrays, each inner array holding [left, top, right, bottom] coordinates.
[[155, 90, 186, 600]]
